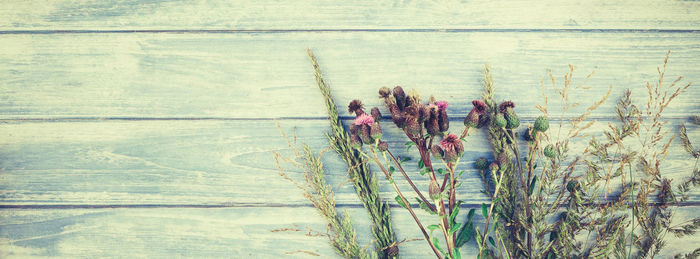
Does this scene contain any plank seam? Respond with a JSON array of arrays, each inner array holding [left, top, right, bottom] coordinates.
[[0, 29, 699, 34]]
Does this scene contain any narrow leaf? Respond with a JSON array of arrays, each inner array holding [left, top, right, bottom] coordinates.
[[395, 195, 407, 209], [481, 203, 489, 218], [529, 175, 538, 196]]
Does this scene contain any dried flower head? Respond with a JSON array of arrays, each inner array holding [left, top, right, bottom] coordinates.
[[498, 101, 516, 114], [350, 134, 362, 149], [370, 122, 383, 140], [431, 144, 444, 159], [438, 108, 449, 132], [440, 134, 463, 161], [475, 157, 489, 170], [348, 99, 365, 115], [496, 152, 509, 166], [465, 100, 488, 128], [377, 140, 388, 151], [393, 86, 406, 110], [429, 180, 441, 200], [378, 87, 392, 98], [435, 100, 449, 111], [371, 107, 382, 122], [354, 113, 375, 126], [472, 100, 487, 113]]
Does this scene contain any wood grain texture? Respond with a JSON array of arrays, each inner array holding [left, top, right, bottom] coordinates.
[[1, 0, 699, 30], [0, 32, 698, 119], [1, 119, 698, 206], [1, 207, 699, 258], [1, 0, 699, 258]]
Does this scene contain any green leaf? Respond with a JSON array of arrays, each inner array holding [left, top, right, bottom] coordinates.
[[433, 236, 445, 255], [418, 159, 425, 169], [389, 166, 395, 175], [453, 248, 462, 259], [420, 168, 428, 176], [427, 224, 440, 232], [416, 198, 437, 215], [481, 203, 489, 219], [488, 236, 496, 247], [529, 175, 538, 196], [395, 195, 407, 209], [400, 156, 411, 163], [450, 207, 460, 225], [437, 168, 446, 175], [455, 209, 476, 248], [449, 223, 462, 234], [405, 141, 416, 151]]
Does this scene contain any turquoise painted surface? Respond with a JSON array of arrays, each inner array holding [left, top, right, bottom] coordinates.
[[0, 1, 699, 258]]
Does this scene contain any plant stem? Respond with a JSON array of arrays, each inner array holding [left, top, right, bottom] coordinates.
[[386, 150, 437, 212], [367, 149, 444, 259]]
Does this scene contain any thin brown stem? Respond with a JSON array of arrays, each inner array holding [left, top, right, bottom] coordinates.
[[386, 150, 437, 213], [368, 149, 443, 259]]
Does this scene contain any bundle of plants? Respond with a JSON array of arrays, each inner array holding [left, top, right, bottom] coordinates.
[[274, 51, 698, 259]]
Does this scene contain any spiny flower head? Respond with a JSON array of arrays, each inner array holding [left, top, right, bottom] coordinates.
[[348, 99, 365, 115], [378, 87, 392, 98], [472, 100, 487, 113], [498, 101, 516, 114], [534, 116, 549, 132], [435, 101, 449, 111], [440, 133, 460, 151], [354, 113, 374, 126]]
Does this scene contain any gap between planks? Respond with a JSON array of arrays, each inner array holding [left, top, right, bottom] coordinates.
[[1, 29, 700, 34]]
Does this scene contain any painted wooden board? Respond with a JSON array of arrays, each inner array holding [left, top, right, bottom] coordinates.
[[1, 206, 698, 258], [1, 119, 698, 206], [0, 32, 698, 119], [1, 0, 699, 31]]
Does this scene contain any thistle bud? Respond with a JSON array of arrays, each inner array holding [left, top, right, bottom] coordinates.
[[438, 109, 449, 132], [440, 134, 462, 162], [429, 180, 441, 200], [348, 99, 365, 115], [494, 113, 507, 128], [361, 124, 373, 144], [418, 105, 430, 123], [498, 101, 516, 114], [523, 127, 535, 142], [534, 116, 549, 132], [425, 117, 440, 136], [377, 140, 389, 151], [465, 100, 487, 128], [406, 90, 421, 108], [393, 86, 406, 110], [544, 144, 556, 158], [378, 87, 392, 99], [475, 157, 489, 170], [389, 104, 405, 128], [464, 110, 480, 128], [566, 180, 580, 193], [496, 152, 509, 166], [489, 162, 500, 173], [349, 124, 360, 135], [505, 112, 520, 129], [370, 122, 383, 140], [350, 134, 362, 149], [371, 107, 382, 122], [405, 118, 422, 137], [431, 145, 443, 159]]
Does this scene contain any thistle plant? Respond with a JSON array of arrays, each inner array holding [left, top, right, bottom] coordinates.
[[471, 52, 699, 259], [275, 50, 698, 259], [347, 85, 486, 259]]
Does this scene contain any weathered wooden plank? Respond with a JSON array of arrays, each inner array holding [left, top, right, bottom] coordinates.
[[0, 32, 698, 119], [1, 0, 699, 30], [0, 206, 698, 258], [1, 119, 698, 205]]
